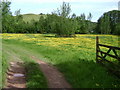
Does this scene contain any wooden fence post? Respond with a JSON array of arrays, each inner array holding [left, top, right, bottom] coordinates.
[[96, 36, 99, 62]]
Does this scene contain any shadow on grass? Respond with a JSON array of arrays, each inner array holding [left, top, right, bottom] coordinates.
[[55, 59, 120, 88], [43, 36, 55, 38], [43, 34, 76, 38]]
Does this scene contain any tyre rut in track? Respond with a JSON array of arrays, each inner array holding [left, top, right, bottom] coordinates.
[[6, 61, 26, 88], [31, 56, 71, 88]]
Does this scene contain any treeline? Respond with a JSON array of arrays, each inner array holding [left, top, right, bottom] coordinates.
[[1, 1, 120, 36], [96, 10, 120, 35]]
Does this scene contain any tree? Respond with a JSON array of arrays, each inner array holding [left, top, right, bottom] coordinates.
[[55, 17, 75, 36], [96, 10, 120, 35], [2, 0, 13, 33], [80, 13, 88, 34], [0, 1, 2, 33], [37, 16, 46, 33], [44, 14, 57, 33], [14, 9, 25, 33], [87, 13, 93, 33], [87, 13, 92, 21], [56, 2, 71, 18], [114, 23, 120, 35], [52, 2, 76, 37], [97, 14, 111, 34], [71, 13, 76, 19]]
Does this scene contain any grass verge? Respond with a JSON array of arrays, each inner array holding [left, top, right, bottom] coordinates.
[[2, 53, 9, 88], [22, 57, 48, 88], [2, 40, 48, 88]]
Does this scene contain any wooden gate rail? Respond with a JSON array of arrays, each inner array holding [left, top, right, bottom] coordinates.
[[96, 36, 120, 78]]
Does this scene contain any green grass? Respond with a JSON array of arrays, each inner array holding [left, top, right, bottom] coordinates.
[[1, 36, 8, 88], [2, 39, 48, 88], [22, 57, 48, 88], [2, 53, 8, 88], [2, 34, 120, 88], [22, 14, 46, 23]]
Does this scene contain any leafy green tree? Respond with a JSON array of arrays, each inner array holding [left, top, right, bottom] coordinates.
[[0, 1, 2, 33], [71, 13, 76, 19], [97, 14, 111, 34], [96, 10, 120, 35], [52, 2, 76, 37], [14, 9, 25, 33], [44, 14, 57, 33], [87, 13, 93, 33], [87, 13, 92, 21], [80, 13, 88, 34], [2, 0, 13, 33], [74, 13, 95, 34], [55, 2, 71, 18], [1, 1, 96, 35], [71, 13, 79, 34], [114, 23, 120, 35], [37, 16, 46, 33]]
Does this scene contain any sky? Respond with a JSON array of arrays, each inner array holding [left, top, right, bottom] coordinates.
[[9, 0, 119, 22]]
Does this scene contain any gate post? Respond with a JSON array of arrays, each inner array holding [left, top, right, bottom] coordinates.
[[96, 36, 99, 63]]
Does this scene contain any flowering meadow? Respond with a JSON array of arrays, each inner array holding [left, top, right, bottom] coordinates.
[[2, 34, 119, 52], [1, 34, 120, 88], [2, 34, 119, 61]]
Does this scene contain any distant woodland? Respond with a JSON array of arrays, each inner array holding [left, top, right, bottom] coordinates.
[[1, 1, 120, 36]]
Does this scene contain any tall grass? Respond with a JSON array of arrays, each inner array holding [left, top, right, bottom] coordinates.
[[22, 57, 48, 88], [2, 53, 9, 88]]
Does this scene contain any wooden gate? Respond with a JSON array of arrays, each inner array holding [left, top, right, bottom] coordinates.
[[96, 36, 120, 77]]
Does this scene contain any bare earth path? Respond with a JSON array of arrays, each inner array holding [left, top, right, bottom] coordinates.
[[5, 56, 71, 88], [31, 56, 71, 88], [6, 61, 26, 88]]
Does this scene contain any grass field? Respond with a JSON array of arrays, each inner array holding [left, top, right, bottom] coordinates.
[[1, 34, 120, 88], [22, 14, 46, 23]]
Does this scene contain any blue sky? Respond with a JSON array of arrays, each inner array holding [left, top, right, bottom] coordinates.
[[9, 0, 119, 22]]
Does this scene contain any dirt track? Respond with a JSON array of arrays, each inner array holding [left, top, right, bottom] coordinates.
[[32, 56, 71, 88], [5, 56, 71, 88], [6, 61, 26, 88]]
